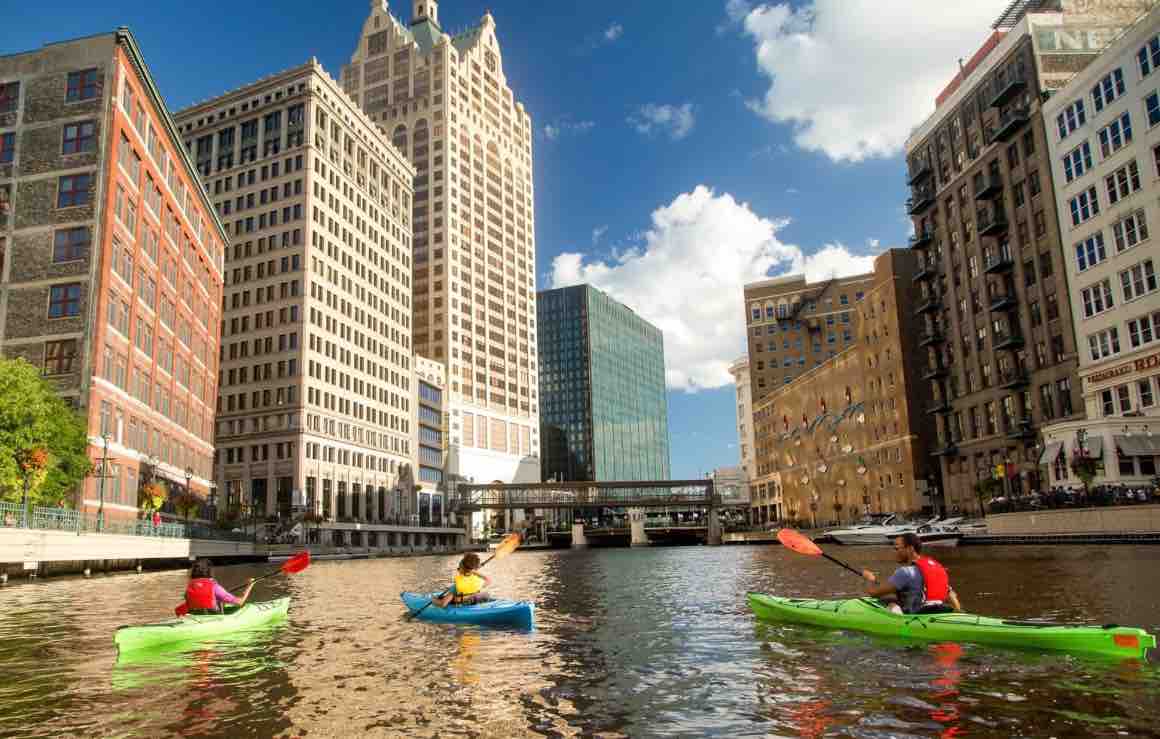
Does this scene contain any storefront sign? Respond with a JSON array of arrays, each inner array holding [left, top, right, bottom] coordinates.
[[1136, 351, 1160, 373], [1087, 361, 1136, 384]]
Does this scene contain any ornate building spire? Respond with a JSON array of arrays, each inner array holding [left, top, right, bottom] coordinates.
[[412, 0, 439, 27]]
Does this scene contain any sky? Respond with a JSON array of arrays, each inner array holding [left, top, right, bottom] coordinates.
[[4, 0, 1013, 480]]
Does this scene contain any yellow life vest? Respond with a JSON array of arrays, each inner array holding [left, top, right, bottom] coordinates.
[[454, 573, 484, 596]]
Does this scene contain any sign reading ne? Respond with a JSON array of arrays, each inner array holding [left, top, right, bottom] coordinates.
[[1086, 350, 1160, 384]]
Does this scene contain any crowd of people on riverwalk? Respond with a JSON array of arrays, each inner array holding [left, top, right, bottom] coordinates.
[[989, 482, 1159, 513]]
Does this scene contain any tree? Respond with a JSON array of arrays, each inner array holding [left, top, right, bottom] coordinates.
[[0, 358, 91, 506], [973, 478, 1002, 516]]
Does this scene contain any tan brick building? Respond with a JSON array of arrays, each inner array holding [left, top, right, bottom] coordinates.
[[0, 30, 227, 520], [174, 61, 419, 537], [749, 250, 936, 525], [342, 0, 541, 493]]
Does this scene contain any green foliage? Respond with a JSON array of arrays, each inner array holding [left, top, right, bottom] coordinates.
[[0, 358, 91, 505], [139, 481, 167, 513]]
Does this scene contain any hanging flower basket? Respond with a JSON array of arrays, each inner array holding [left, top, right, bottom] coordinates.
[[139, 482, 167, 512]]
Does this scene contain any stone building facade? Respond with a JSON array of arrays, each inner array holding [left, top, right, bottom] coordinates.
[[342, 0, 541, 489], [728, 355, 756, 482], [750, 250, 936, 526], [902, 2, 1155, 512], [0, 30, 227, 520], [415, 353, 446, 523], [175, 61, 419, 533]]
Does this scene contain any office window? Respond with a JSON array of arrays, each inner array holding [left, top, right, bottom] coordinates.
[[1092, 68, 1125, 112], [1140, 379, 1156, 408], [1127, 311, 1160, 349], [1105, 160, 1141, 205], [1138, 34, 1160, 77], [1147, 91, 1160, 127], [1068, 187, 1099, 226], [1088, 327, 1121, 361], [1074, 232, 1106, 272], [1121, 259, 1157, 301], [1081, 279, 1114, 318], [1097, 113, 1132, 158], [66, 69, 99, 101], [1113, 210, 1149, 252], [0, 132, 14, 164], [1062, 141, 1092, 183], [44, 339, 77, 375], [48, 284, 81, 317], [57, 174, 91, 208], [1057, 99, 1086, 139], [62, 121, 96, 154], [53, 227, 89, 262]]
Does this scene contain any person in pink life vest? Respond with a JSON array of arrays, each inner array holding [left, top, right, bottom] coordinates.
[[184, 558, 255, 615], [861, 533, 963, 615]]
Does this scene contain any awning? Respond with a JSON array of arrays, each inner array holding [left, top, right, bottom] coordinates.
[[1037, 442, 1062, 465], [1114, 435, 1160, 456], [1084, 436, 1104, 460]]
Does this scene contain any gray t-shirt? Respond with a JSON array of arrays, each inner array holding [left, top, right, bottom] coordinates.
[[888, 564, 925, 614]]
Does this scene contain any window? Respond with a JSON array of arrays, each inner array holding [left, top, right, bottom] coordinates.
[[1138, 35, 1160, 77], [1081, 279, 1114, 318], [1058, 378, 1074, 417], [1127, 311, 1160, 349], [48, 284, 81, 318], [1092, 68, 1126, 112], [1118, 384, 1133, 414], [1113, 210, 1149, 252], [53, 227, 89, 262], [57, 174, 91, 208], [1068, 186, 1099, 226], [0, 132, 15, 165], [66, 69, 99, 101], [1057, 99, 1086, 139], [62, 121, 95, 154], [1098, 113, 1132, 158], [1105, 160, 1141, 204], [1102, 389, 1116, 416], [1088, 327, 1121, 360], [44, 339, 77, 375], [1074, 232, 1106, 272], [1121, 260, 1157, 301], [1062, 141, 1092, 183], [1141, 379, 1156, 408], [0, 81, 18, 113], [1147, 91, 1160, 127]]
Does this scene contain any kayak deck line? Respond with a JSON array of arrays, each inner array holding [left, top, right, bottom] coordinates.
[[747, 592, 1155, 660]]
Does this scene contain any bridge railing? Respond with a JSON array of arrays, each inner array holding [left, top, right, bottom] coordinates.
[[453, 480, 718, 510]]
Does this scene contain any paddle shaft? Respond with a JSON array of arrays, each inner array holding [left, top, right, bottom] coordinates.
[[409, 550, 502, 619], [822, 552, 864, 578]]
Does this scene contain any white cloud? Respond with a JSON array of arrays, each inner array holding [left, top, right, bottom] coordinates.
[[541, 117, 595, 141], [542, 124, 559, 141], [592, 225, 608, 245], [717, 0, 754, 34], [549, 186, 880, 392], [604, 22, 624, 41], [736, 0, 1009, 161], [628, 103, 696, 141]]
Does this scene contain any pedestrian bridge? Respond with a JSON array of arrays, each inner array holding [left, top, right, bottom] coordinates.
[[451, 479, 717, 511]]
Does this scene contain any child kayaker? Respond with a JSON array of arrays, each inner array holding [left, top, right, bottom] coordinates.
[[862, 533, 962, 614], [185, 558, 256, 615], [432, 552, 493, 608]]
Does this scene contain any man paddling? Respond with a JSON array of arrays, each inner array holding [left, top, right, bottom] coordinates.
[[862, 533, 962, 615]]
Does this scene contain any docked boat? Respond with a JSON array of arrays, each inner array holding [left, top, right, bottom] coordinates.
[[907, 518, 964, 547], [746, 593, 1154, 659], [114, 597, 291, 652], [401, 592, 535, 628], [824, 514, 923, 545]]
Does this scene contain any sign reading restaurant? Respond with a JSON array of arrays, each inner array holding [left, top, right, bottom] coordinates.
[[1086, 351, 1160, 384]]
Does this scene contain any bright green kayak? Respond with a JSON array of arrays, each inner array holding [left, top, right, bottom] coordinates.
[[115, 598, 290, 652], [747, 593, 1155, 660]]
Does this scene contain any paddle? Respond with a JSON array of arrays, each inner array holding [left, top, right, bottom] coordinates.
[[407, 533, 521, 620], [174, 551, 311, 617], [777, 528, 864, 578]]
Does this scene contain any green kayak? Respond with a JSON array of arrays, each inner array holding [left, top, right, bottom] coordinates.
[[115, 597, 291, 652], [747, 593, 1155, 660]]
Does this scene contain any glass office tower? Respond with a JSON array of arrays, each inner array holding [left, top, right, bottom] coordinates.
[[538, 285, 671, 482]]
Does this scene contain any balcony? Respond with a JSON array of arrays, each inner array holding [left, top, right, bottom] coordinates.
[[907, 161, 933, 186], [984, 253, 1015, 274], [978, 208, 1009, 238], [907, 191, 935, 216], [915, 296, 942, 315], [999, 369, 1030, 390], [918, 329, 944, 348], [922, 364, 949, 381], [974, 174, 1003, 201], [909, 226, 934, 249], [988, 292, 1018, 311], [994, 332, 1025, 351], [990, 76, 1026, 109], [1006, 418, 1036, 440], [994, 106, 1030, 142], [912, 261, 938, 282]]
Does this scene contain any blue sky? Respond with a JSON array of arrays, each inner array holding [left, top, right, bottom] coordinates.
[[4, 0, 1011, 480]]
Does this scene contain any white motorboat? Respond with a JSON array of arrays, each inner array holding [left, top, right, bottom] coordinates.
[[909, 518, 964, 547], [824, 514, 923, 545]]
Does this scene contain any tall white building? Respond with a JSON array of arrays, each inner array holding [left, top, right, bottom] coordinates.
[[728, 356, 756, 482], [342, 0, 540, 490], [1040, 6, 1160, 488]]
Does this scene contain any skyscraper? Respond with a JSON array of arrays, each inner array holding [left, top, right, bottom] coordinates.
[[538, 284, 670, 482], [0, 29, 227, 521], [174, 61, 418, 539], [343, 1, 540, 486]]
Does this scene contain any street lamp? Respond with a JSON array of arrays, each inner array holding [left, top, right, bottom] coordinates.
[[97, 433, 110, 532], [184, 466, 194, 529]]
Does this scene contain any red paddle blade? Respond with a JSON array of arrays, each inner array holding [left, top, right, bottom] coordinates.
[[492, 533, 521, 559], [777, 528, 823, 557], [281, 551, 311, 574]]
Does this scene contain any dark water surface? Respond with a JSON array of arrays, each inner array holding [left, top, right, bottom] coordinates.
[[0, 544, 1158, 738]]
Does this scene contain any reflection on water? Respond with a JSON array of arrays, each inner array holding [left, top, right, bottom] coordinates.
[[0, 545, 1158, 737]]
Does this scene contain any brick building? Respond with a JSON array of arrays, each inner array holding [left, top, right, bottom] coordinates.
[[0, 30, 227, 520], [749, 250, 936, 525]]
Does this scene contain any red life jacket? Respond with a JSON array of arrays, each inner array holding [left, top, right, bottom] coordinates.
[[185, 578, 218, 611], [914, 555, 950, 604]]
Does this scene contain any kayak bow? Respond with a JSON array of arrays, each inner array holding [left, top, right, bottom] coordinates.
[[747, 593, 1155, 660], [115, 597, 291, 652]]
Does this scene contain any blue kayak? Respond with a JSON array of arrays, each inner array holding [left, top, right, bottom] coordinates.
[[401, 592, 535, 628]]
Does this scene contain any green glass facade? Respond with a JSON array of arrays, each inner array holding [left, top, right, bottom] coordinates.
[[538, 285, 670, 482]]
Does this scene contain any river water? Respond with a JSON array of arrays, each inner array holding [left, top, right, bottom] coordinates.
[[0, 544, 1158, 738]]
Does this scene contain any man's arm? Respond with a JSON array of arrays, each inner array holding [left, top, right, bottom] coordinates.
[[862, 569, 898, 598]]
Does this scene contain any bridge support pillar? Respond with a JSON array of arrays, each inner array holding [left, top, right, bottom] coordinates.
[[629, 508, 649, 547], [707, 507, 722, 546], [570, 523, 588, 549]]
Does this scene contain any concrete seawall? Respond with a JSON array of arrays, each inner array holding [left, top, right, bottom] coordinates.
[[985, 505, 1160, 535]]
